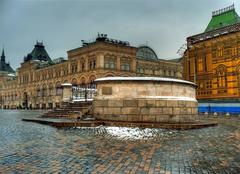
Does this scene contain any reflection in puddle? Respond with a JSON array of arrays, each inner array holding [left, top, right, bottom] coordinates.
[[75, 126, 178, 141]]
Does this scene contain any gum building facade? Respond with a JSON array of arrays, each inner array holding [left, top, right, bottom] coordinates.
[[0, 34, 182, 109]]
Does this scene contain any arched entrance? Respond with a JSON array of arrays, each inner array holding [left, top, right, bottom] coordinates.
[[22, 92, 28, 109]]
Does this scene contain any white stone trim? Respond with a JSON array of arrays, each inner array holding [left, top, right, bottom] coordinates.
[[61, 83, 72, 87], [95, 76, 196, 86]]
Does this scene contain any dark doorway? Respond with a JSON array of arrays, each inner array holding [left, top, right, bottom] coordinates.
[[22, 92, 28, 109]]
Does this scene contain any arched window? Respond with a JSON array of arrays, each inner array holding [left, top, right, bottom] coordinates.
[[104, 55, 116, 70], [89, 75, 96, 88], [216, 65, 227, 88], [42, 84, 47, 97], [80, 77, 86, 85], [36, 85, 41, 97], [48, 83, 53, 96], [56, 82, 62, 96], [217, 46, 223, 57], [71, 78, 78, 87]]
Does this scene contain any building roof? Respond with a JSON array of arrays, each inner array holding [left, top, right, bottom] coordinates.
[[0, 49, 15, 73], [205, 5, 240, 32], [24, 41, 52, 62], [136, 46, 158, 60], [168, 58, 182, 62]]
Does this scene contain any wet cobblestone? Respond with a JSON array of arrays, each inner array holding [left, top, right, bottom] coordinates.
[[0, 110, 239, 173]]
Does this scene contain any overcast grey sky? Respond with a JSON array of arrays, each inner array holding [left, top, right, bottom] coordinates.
[[1, 0, 239, 69]]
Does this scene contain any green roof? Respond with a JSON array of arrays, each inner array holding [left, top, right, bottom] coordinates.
[[24, 42, 52, 62], [205, 7, 240, 32], [0, 49, 15, 73]]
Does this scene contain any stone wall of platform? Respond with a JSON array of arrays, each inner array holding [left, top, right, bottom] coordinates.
[[93, 99, 197, 123], [93, 77, 198, 123]]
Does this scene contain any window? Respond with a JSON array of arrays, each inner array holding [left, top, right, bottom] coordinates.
[[217, 47, 223, 57], [216, 65, 227, 88], [42, 87, 47, 97], [63, 68, 68, 75], [37, 87, 41, 97], [42, 74, 47, 80], [55, 70, 61, 77], [48, 71, 53, 79], [71, 63, 77, 74], [56, 82, 62, 96], [121, 62, 131, 71], [49, 84, 53, 96], [198, 58, 203, 72], [104, 56, 116, 70], [89, 59, 96, 70], [232, 47, 238, 56], [81, 62, 85, 72], [137, 65, 144, 74]]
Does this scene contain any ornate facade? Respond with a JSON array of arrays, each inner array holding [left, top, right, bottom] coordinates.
[[182, 5, 240, 113], [0, 34, 182, 109]]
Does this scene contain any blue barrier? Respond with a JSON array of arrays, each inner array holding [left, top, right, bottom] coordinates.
[[199, 106, 240, 114]]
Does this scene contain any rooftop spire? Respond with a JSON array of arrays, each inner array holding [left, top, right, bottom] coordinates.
[[1, 48, 5, 62], [212, 4, 235, 16]]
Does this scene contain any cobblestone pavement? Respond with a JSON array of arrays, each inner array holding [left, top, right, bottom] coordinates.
[[0, 110, 239, 174]]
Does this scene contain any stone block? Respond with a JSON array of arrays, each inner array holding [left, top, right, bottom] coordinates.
[[146, 100, 155, 107], [162, 107, 172, 115], [123, 100, 138, 107], [121, 107, 140, 115], [141, 108, 150, 114], [93, 107, 103, 115], [128, 115, 141, 122], [102, 87, 112, 95], [149, 108, 162, 115], [192, 108, 198, 115], [142, 115, 156, 122], [178, 100, 186, 107], [167, 101, 179, 107], [110, 115, 121, 121], [138, 91, 147, 96], [103, 115, 113, 121], [187, 108, 192, 115], [94, 100, 108, 107], [155, 100, 166, 107], [169, 115, 180, 123], [119, 115, 128, 121], [155, 115, 169, 122], [179, 107, 186, 114], [191, 102, 198, 107], [138, 100, 146, 107], [173, 108, 181, 115], [186, 101, 195, 107], [190, 114, 197, 121], [108, 100, 123, 107], [103, 107, 121, 115]]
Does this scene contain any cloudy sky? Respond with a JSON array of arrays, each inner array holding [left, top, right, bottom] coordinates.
[[1, 0, 239, 69]]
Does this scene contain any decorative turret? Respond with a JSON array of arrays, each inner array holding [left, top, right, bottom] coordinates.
[[1, 49, 5, 62], [0, 49, 15, 73], [24, 41, 52, 62]]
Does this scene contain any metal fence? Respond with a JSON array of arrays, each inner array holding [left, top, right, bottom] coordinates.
[[72, 83, 97, 101]]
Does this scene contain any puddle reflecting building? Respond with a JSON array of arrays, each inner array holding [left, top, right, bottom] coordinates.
[[0, 34, 182, 109]]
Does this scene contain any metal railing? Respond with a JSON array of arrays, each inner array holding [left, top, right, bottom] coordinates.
[[72, 83, 97, 102]]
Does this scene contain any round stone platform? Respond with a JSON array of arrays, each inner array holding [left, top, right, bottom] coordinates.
[[93, 77, 198, 123]]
